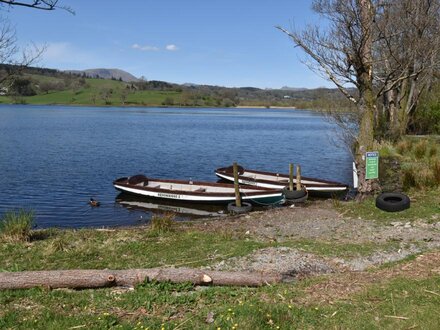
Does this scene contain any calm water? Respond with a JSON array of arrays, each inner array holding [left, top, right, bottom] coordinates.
[[0, 105, 353, 228]]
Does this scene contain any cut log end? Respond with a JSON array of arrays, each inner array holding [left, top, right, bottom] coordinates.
[[202, 274, 212, 283]]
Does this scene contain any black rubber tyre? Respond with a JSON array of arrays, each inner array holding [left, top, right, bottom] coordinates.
[[283, 187, 307, 200], [227, 201, 252, 214], [286, 193, 308, 204], [376, 192, 410, 212]]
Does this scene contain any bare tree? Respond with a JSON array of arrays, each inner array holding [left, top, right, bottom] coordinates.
[[278, 0, 440, 197], [277, 0, 378, 197], [374, 0, 440, 139], [0, 0, 72, 89], [0, 16, 45, 88]]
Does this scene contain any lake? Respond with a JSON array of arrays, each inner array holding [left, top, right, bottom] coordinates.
[[0, 105, 353, 228]]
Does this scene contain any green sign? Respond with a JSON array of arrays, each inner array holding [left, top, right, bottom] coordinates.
[[365, 151, 379, 180]]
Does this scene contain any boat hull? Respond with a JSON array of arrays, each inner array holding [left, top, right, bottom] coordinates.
[[113, 176, 285, 205], [215, 167, 349, 196]]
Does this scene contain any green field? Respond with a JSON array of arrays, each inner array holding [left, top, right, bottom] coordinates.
[[0, 77, 186, 107]]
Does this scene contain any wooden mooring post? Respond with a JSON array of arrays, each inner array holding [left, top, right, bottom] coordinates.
[[296, 164, 302, 191], [289, 163, 294, 191], [233, 162, 242, 207]]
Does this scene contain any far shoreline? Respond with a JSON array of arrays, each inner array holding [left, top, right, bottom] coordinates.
[[0, 102, 304, 111]]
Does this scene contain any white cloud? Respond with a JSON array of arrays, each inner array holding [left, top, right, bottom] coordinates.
[[43, 42, 71, 60], [165, 44, 179, 51], [132, 43, 159, 51]]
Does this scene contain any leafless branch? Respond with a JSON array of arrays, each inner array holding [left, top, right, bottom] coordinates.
[[0, 0, 74, 14]]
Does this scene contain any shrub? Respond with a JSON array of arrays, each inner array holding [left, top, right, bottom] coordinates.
[[0, 209, 34, 242], [402, 166, 417, 190], [413, 101, 440, 134]]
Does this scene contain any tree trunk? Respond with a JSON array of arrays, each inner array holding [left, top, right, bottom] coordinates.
[[386, 89, 399, 140], [355, 0, 380, 198], [0, 268, 283, 290]]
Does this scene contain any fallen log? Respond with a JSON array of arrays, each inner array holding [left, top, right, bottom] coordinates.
[[0, 268, 283, 290]]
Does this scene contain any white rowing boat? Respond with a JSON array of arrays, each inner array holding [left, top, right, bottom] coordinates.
[[113, 174, 285, 205], [215, 165, 349, 196]]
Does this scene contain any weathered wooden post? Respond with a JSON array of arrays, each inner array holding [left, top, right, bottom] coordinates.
[[289, 163, 294, 191], [233, 162, 241, 207], [296, 164, 302, 191]]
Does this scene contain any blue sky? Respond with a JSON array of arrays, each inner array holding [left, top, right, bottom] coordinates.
[[4, 0, 331, 89]]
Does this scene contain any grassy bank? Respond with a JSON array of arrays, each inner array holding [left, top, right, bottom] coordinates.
[[0, 221, 439, 329], [1, 203, 440, 329]]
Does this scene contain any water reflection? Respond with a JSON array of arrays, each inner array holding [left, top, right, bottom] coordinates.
[[115, 193, 227, 220]]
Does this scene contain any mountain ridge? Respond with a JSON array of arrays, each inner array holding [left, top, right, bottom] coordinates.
[[64, 68, 139, 82]]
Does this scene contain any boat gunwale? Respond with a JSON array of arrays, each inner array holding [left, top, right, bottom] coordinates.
[[113, 177, 284, 198], [215, 167, 349, 189]]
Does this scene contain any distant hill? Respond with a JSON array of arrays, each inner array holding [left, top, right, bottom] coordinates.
[[279, 86, 309, 91], [65, 68, 139, 82]]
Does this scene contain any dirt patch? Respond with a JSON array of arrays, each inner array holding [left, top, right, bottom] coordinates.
[[206, 247, 335, 279], [300, 250, 440, 305], [188, 200, 440, 246], [190, 199, 440, 287]]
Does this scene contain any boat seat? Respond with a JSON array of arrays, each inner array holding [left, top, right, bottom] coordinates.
[[136, 182, 144, 186], [194, 188, 206, 192], [150, 184, 160, 188]]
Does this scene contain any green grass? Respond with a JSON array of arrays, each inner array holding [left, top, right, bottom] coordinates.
[[0, 216, 439, 328], [378, 136, 440, 190], [0, 209, 34, 242], [338, 187, 440, 223], [0, 227, 266, 272]]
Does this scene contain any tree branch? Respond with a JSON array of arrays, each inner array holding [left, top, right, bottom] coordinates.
[[276, 25, 358, 104], [0, 0, 74, 14]]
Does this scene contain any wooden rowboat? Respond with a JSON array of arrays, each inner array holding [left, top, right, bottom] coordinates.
[[113, 175, 285, 205], [215, 165, 349, 196]]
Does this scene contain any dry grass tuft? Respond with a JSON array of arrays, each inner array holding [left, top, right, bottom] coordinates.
[[396, 139, 412, 155], [402, 166, 417, 190], [0, 209, 34, 242], [428, 145, 438, 158], [432, 158, 440, 185], [150, 213, 176, 235], [414, 140, 428, 159], [45, 236, 71, 253]]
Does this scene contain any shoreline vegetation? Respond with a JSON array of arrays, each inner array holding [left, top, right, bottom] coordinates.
[[1, 137, 439, 329]]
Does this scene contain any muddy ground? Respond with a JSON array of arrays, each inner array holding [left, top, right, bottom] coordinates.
[[185, 200, 440, 280]]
